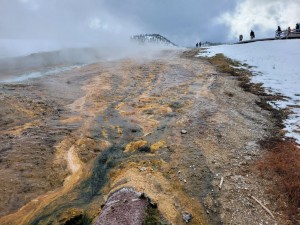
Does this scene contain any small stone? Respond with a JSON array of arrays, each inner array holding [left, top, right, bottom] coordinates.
[[140, 167, 147, 172], [182, 212, 192, 223], [183, 179, 187, 183], [181, 129, 188, 134]]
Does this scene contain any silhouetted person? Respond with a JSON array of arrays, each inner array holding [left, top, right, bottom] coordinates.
[[250, 30, 255, 39], [286, 27, 291, 39], [196, 43, 199, 48], [276, 26, 282, 38], [277, 26, 282, 32], [296, 23, 299, 31], [199, 42, 202, 47], [239, 34, 243, 41]]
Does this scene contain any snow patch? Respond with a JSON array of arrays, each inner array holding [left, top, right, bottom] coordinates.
[[199, 39, 300, 144]]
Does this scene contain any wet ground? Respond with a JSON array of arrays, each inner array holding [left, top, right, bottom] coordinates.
[[0, 49, 283, 224]]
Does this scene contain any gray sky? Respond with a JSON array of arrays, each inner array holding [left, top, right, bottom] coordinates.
[[1, 0, 299, 47]]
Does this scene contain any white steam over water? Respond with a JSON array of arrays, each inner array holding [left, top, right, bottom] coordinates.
[[0, 39, 88, 58], [0, 65, 84, 83]]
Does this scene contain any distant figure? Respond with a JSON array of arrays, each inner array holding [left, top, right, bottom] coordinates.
[[239, 34, 243, 41], [288, 26, 291, 35], [296, 23, 299, 31], [199, 42, 202, 47], [277, 26, 282, 33], [250, 30, 255, 39], [275, 26, 282, 38], [196, 43, 199, 48]]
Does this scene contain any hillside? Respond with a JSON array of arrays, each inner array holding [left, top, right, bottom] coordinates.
[[131, 34, 176, 46]]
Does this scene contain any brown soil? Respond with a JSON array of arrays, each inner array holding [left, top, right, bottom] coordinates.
[[0, 48, 293, 224]]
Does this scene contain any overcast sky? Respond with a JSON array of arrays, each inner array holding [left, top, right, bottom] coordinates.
[[1, 0, 300, 47]]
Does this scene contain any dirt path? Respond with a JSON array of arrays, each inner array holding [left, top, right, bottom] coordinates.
[[0, 49, 282, 224]]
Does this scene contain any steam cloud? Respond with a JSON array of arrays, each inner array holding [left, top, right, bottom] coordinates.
[[218, 0, 300, 40], [1, 0, 299, 57], [0, 0, 143, 58]]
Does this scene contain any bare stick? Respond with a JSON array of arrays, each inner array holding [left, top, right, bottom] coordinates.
[[219, 177, 224, 190], [144, 132, 152, 137], [251, 196, 275, 219]]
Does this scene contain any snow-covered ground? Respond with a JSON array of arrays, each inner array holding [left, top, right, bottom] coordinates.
[[199, 39, 300, 144]]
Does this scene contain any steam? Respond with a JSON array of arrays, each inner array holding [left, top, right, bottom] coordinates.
[[3, 0, 297, 56], [217, 0, 300, 40], [1, 0, 241, 53], [0, 0, 143, 58], [0, 0, 178, 81]]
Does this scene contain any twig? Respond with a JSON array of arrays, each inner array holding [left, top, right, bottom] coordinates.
[[144, 132, 152, 137], [251, 196, 275, 219], [219, 177, 224, 190]]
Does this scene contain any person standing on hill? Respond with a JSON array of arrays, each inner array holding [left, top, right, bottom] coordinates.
[[276, 26, 282, 38], [239, 34, 243, 41], [196, 43, 198, 48], [277, 26, 282, 34], [296, 23, 299, 31], [277, 26, 282, 33], [250, 30, 255, 39]]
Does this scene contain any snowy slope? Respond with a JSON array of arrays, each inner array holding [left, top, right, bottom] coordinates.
[[199, 39, 300, 144]]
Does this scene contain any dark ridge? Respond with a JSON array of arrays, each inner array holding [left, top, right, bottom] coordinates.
[[131, 34, 177, 46]]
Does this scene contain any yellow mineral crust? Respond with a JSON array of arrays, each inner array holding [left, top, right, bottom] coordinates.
[[124, 141, 148, 153], [150, 140, 167, 152]]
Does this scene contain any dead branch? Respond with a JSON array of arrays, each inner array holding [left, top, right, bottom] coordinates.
[[219, 177, 224, 190], [251, 196, 275, 219]]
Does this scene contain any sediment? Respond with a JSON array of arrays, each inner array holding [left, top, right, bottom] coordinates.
[[0, 49, 289, 224]]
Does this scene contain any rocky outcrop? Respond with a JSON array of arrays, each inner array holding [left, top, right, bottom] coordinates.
[[94, 188, 158, 225]]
